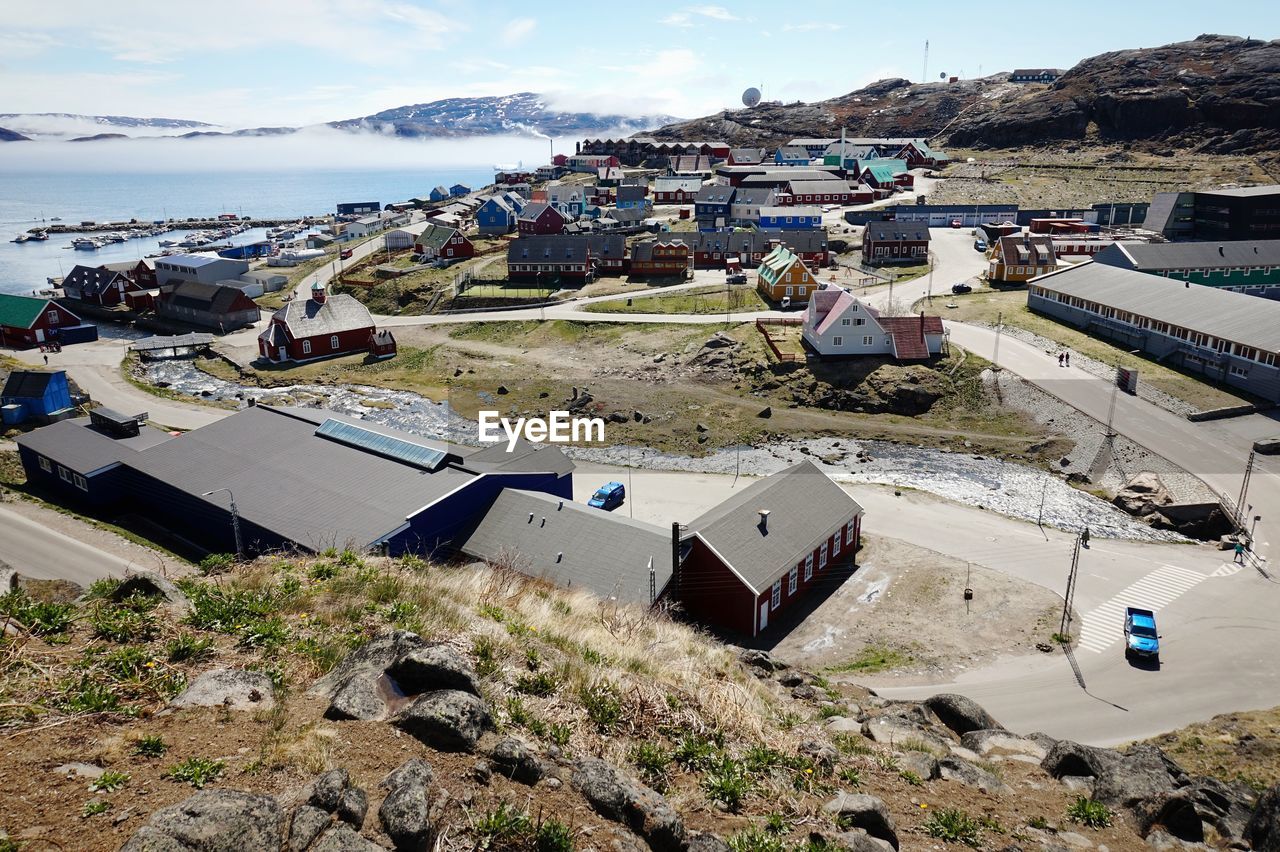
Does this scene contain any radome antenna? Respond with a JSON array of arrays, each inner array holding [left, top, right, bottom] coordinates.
[[742, 86, 762, 108]]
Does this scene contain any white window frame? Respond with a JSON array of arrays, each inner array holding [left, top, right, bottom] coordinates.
[[330, 335, 340, 349], [819, 542, 829, 568], [863, 335, 873, 345], [73, 473, 88, 492], [845, 519, 857, 544], [788, 566, 798, 595], [833, 532, 841, 556], [771, 579, 782, 610], [39, 456, 52, 473], [804, 552, 814, 580], [302, 339, 312, 355], [47, 309, 60, 324], [833, 335, 843, 347], [841, 318, 851, 326], [58, 465, 70, 482]]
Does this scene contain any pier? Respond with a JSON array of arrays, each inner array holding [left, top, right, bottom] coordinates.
[[29, 216, 330, 235]]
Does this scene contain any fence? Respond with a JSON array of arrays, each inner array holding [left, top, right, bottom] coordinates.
[[756, 317, 804, 362]]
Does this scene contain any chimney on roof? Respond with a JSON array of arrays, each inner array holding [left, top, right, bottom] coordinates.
[[758, 509, 771, 530], [1218, 245, 1225, 256]]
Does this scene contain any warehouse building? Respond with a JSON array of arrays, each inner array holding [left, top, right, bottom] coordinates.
[[1027, 261, 1280, 401], [1144, 186, 1280, 241], [154, 254, 250, 288], [1093, 239, 1280, 300]]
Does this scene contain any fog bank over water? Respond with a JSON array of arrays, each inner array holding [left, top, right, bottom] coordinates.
[[0, 127, 566, 172]]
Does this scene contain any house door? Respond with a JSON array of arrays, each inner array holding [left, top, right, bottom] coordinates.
[[759, 601, 769, 632], [277, 346, 286, 361], [35, 328, 45, 343]]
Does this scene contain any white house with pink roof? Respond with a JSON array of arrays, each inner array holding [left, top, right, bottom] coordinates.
[[802, 286, 945, 360]]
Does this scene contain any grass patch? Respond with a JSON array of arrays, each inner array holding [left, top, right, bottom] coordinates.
[[583, 284, 767, 315], [827, 644, 915, 675], [923, 807, 985, 847], [164, 756, 225, 789], [1066, 796, 1113, 828]]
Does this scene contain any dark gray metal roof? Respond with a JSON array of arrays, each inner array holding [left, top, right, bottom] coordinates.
[[1096, 240, 1280, 272], [2, 370, 56, 399], [1031, 261, 1280, 354], [1198, 185, 1280, 199], [270, 293, 374, 339], [458, 489, 672, 605], [125, 406, 478, 550], [684, 460, 864, 594], [15, 417, 173, 475], [865, 222, 931, 243]]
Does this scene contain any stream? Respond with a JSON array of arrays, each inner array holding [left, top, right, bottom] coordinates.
[[140, 358, 1185, 542]]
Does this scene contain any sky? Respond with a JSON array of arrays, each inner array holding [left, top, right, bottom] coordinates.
[[2, 0, 1278, 129]]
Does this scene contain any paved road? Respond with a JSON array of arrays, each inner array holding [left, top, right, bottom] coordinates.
[[0, 503, 137, 585], [573, 461, 1280, 746]]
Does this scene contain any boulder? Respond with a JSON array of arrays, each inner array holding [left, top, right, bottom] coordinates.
[[1245, 783, 1280, 852], [1092, 744, 1187, 809], [311, 823, 382, 851], [1041, 740, 1124, 779], [307, 769, 351, 813], [490, 736, 546, 785], [379, 782, 432, 849], [685, 832, 732, 851], [961, 729, 1049, 761], [287, 806, 332, 852], [394, 689, 491, 751], [336, 787, 368, 827], [922, 694, 1003, 736], [120, 789, 283, 852], [381, 757, 434, 791], [308, 630, 427, 699], [861, 717, 950, 753], [821, 793, 898, 850], [170, 669, 275, 711], [0, 565, 19, 593], [738, 649, 787, 674], [1137, 777, 1257, 844], [386, 644, 480, 696], [832, 831, 895, 852], [799, 739, 839, 771], [1113, 471, 1175, 517], [325, 673, 389, 722], [937, 756, 1012, 795], [897, 752, 940, 781], [110, 569, 191, 614], [571, 758, 685, 852]]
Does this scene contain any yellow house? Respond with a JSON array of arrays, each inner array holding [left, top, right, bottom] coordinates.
[[988, 235, 1057, 284], [756, 245, 819, 304]]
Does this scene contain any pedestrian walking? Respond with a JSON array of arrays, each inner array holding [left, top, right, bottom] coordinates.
[[1058, 352, 1064, 367], [43, 354, 48, 365], [1081, 526, 1090, 548], [1065, 351, 1071, 367], [1234, 541, 1246, 564]]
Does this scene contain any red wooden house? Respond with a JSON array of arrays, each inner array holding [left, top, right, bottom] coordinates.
[[677, 460, 864, 637], [414, 224, 475, 261], [629, 239, 692, 278], [257, 283, 388, 364], [0, 294, 95, 349], [517, 203, 571, 235], [61, 264, 145, 307]]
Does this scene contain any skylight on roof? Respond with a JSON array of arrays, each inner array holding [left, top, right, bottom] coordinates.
[[315, 419, 447, 471]]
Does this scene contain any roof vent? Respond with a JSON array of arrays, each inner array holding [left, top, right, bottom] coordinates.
[[758, 509, 771, 530], [541, 517, 546, 527], [528, 512, 534, 523], [556, 552, 563, 562], [1218, 245, 1225, 256]]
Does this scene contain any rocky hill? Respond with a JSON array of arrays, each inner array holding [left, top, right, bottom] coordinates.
[[329, 92, 680, 139], [2, 555, 1280, 851], [0, 126, 31, 142], [651, 35, 1280, 155]]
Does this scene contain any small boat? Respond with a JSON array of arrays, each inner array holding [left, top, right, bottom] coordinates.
[[30, 230, 49, 241], [11, 233, 31, 243], [50, 216, 62, 222], [72, 237, 103, 250]]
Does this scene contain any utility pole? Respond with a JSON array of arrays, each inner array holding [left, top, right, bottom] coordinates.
[[1060, 533, 1082, 639], [202, 488, 243, 558], [927, 250, 935, 303], [1237, 450, 1256, 530], [991, 311, 1003, 370], [1037, 472, 1050, 528], [1105, 366, 1121, 438]]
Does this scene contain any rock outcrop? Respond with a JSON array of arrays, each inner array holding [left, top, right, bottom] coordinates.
[[572, 757, 685, 851], [121, 789, 283, 852], [170, 668, 275, 711]]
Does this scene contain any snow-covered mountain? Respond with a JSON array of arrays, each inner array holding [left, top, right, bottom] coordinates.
[[0, 113, 216, 140]]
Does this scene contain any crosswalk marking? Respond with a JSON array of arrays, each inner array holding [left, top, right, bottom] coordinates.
[[1211, 562, 1244, 578], [1075, 564, 1206, 654]]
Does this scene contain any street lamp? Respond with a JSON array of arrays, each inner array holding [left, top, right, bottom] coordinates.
[[1252, 515, 1262, 541], [201, 488, 244, 558]]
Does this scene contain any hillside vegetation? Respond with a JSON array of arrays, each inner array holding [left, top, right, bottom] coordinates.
[[1, 555, 1278, 851]]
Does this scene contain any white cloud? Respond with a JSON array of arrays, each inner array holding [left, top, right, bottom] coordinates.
[[500, 17, 537, 46], [0, 31, 61, 60], [783, 22, 844, 32], [660, 5, 741, 27]]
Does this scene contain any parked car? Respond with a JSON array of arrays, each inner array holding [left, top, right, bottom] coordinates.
[[340, 248, 353, 259], [588, 481, 625, 511], [949, 219, 963, 228], [951, 282, 973, 294], [1124, 607, 1160, 662], [726, 272, 747, 284], [973, 239, 987, 252]]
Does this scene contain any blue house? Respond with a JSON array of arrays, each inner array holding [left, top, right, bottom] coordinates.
[[774, 146, 811, 167], [476, 196, 517, 235], [2, 370, 73, 425], [758, 206, 822, 230], [616, 185, 651, 211], [429, 185, 450, 202], [450, 184, 472, 197]]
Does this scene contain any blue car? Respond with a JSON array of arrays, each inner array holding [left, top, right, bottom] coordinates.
[[1124, 607, 1160, 661], [588, 481, 625, 511]]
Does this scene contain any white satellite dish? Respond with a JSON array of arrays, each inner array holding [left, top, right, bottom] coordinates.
[[742, 87, 762, 108]]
